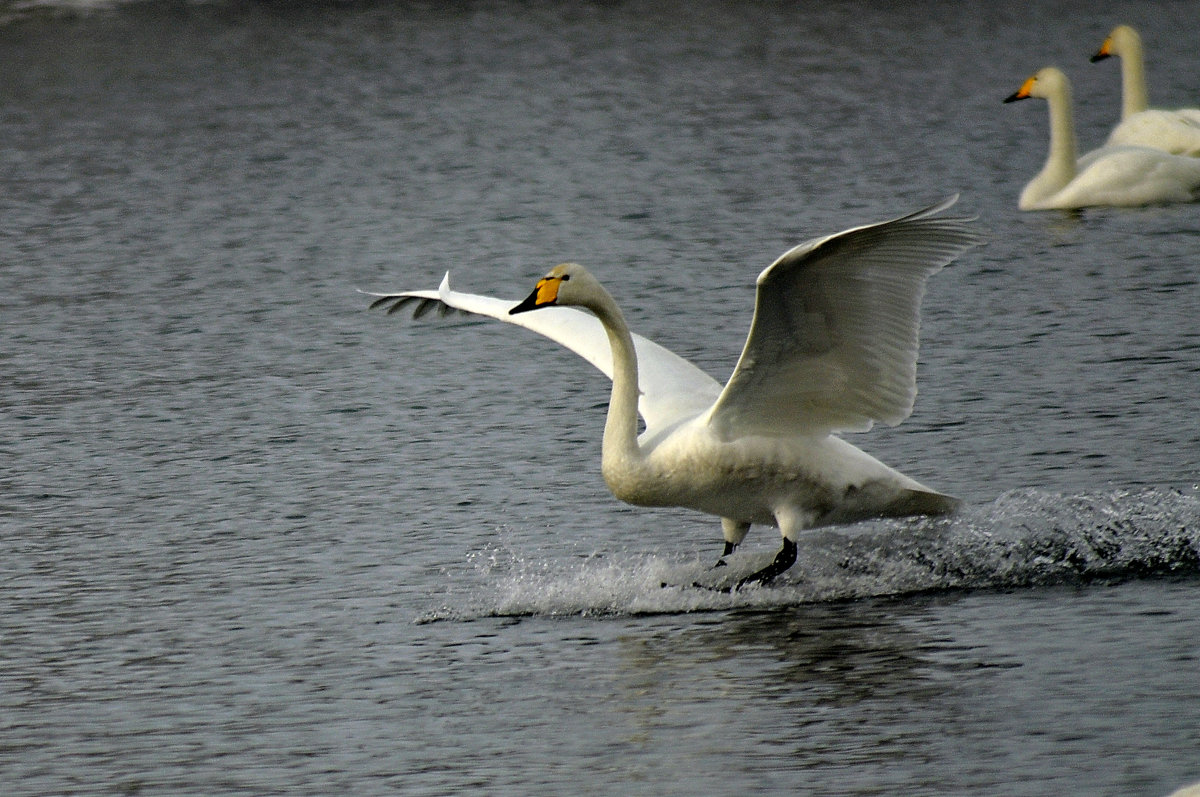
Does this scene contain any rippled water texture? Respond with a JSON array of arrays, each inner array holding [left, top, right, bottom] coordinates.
[[2, 1, 1199, 795]]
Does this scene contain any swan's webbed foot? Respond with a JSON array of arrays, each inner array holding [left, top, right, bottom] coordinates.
[[712, 540, 737, 569], [735, 538, 797, 589]]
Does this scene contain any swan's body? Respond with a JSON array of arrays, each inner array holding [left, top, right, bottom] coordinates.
[[1003, 67, 1200, 210], [1091, 24, 1200, 156], [367, 198, 980, 585]]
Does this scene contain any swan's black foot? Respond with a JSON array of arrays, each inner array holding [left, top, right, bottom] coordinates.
[[735, 538, 797, 589], [712, 541, 737, 569]]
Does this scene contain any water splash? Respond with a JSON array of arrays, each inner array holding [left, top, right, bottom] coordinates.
[[418, 487, 1200, 622]]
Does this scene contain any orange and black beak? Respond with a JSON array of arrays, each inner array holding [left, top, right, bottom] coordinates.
[[1090, 38, 1114, 63], [1003, 75, 1036, 104], [510, 276, 561, 314]]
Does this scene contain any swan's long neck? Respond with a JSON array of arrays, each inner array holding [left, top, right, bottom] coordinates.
[[588, 289, 647, 495], [1120, 50, 1149, 119], [1041, 78, 1079, 189]]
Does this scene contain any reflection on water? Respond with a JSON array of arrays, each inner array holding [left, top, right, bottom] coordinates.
[[617, 603, 949, 705], [607, 582, 1200, 794], [602, 597, 996, 793]]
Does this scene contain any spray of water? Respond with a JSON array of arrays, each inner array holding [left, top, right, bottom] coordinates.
[[417, 487, 1200, 622]]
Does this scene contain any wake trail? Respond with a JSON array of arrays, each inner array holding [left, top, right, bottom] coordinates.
[[416, 486, 1200, 623]]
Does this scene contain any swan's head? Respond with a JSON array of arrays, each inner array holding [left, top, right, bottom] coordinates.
[[1090, 24, 1140, 63], [1003, 66, 1069, 104], [510, 262, 596, 314]]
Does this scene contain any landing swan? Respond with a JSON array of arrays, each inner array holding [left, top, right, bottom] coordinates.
[[1003, 67, 1200, 210], [366, 198, 980, 587], [1090, 24, 1200, 156]]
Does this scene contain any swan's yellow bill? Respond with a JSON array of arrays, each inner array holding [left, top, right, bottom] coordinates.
[[535, 276, 561, 305], [511, 271, 566, 314], [1012, 75, 1036, 100]]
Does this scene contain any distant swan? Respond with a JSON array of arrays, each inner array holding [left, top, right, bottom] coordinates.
[[1003, 66, 1200, 210], [1090, 24, 1200, 156], [1166, 783, 1200, 797], [367, 199, 980, 587]]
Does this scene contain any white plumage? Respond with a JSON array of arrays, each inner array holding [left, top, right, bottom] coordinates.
[[1004, 67, 1200, 210], [367, 198, 980, 586], [1090, 24, 1200, 157]]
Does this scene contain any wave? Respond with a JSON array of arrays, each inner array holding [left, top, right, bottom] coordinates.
[[1, 0, 124, 25], [3, 0, 141, 13], [0, 0, 214, 24], [417, 487, 1200, 623]]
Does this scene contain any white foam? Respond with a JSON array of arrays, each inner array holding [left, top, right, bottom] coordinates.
[[418, 487, 1200, 622]]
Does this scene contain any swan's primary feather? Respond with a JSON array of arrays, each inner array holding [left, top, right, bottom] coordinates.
[[362, 274, 721, 435], [365, 197, 980, 442], [706, 196, 978, 437]]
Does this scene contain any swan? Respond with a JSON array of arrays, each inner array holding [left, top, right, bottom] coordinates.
[[1090, 24, 1200, 156], [1003, 67, 1200, 210], [1166, 783, 1200, 797], [366, 198, 980, 587]]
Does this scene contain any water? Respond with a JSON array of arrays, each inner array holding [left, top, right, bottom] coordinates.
[[2, 0, 1200, 794]]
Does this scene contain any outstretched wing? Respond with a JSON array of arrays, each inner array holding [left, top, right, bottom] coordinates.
[[364, 274, 722, 434], [705, 196, 982, 439]]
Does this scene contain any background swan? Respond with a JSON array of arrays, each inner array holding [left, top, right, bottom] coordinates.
[[1166, 783, 1200, 797], [1090, 24, 1200, 156], [367, 199, 980, 587], [1003, 67, 1200, 210]]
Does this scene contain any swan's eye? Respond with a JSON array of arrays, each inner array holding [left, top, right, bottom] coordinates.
[[560, 274, 571, 281]]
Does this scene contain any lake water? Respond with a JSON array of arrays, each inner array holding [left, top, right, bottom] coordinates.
[[2, 0, 1199, 795]]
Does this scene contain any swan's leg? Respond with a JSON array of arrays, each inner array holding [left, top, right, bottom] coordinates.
[[735, 538, 797, 588], [735, 508, 806, 588], [714, 518, 750, 568]]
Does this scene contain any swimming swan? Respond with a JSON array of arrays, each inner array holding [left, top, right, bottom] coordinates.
[[1003, 67, 1200, 210], [366, 198, 980, 587], [1090, 24, 1200, 156]]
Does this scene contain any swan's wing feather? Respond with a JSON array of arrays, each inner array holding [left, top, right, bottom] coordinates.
[[1175, 109, 1200, 127], [1063, 147, 1200, 207], [706, 196, 982, 439], [1106, 111, 1200, 156], [363, 274, 721, 433]]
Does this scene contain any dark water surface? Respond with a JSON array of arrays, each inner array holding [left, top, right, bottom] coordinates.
[[3, 1, 1200, 795]]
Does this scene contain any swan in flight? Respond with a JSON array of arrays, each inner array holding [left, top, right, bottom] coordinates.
[[1003, 67, 1200, 210], [1090, 24, 1200, 156], [366, 198, 980, 587]]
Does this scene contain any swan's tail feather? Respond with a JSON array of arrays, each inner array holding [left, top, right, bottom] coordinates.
[[885, 488, 960, 519]]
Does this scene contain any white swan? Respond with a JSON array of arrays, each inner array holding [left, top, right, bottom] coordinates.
[[1090, 24, 1200, 156], [1003, 67, 1200, 210], [1166, 783, 1200, 797], [366, 198, 980, 587]]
